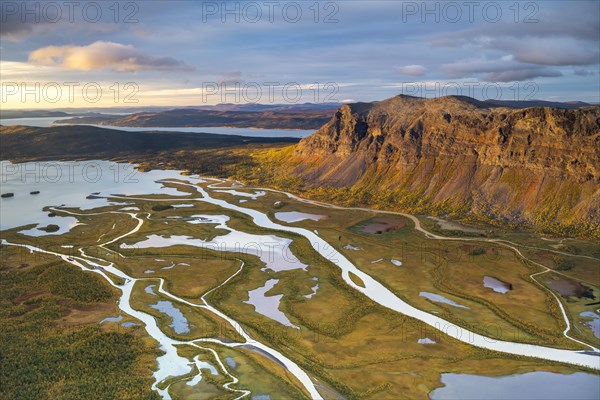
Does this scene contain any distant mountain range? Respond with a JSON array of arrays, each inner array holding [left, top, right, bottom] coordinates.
[[55, 108, 336, 130], [0, 100, 592, 123], [0, 102, 341, 124], [0, 110, 72, 119], [483, 99, 594, 109]]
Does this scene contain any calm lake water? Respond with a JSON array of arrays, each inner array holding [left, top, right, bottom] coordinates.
[[430, 372, 600, 399], [0, 160, 189, 232], [0, 117, 314, 137], [0, 116, 73, 126], [83, 125, 313, 138]]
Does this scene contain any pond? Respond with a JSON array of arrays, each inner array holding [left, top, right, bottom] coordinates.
[[546, 278, 595, 299], [304, 277, 319, 299], [149, 300, 190, 334], [225, 356, 237, 369], [483, 276, 512, 294], [100, 315, 123, 324], [244, 279, 299, 329], [145, 284, 158, 296], [429, 372, 600, 399], [580, 311, 600, 339], [420, 292, 470, 309], [360, 217, 406, 234]]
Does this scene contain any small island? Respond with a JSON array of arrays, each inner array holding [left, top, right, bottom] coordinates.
[[37, 224, 60, 233], [151, 204, 174, 211]]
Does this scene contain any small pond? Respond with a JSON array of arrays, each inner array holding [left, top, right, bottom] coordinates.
[[360, 217, 406, 234], [580, 311, 600, 339], [483, 276, 512, 294], [245, 279, 299, 328], [420, 292, 470, 309], [150, 300, 190, 334]]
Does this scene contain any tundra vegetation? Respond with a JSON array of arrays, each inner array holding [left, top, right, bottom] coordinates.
[[2, 177, 597, 399]]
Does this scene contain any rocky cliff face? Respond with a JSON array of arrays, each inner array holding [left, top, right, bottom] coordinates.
[[293, 95, 600, 230]]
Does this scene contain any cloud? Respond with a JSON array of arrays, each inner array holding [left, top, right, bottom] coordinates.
[[442, 58, 563, 82], [28, 41, 193, 72], [484, 69, 562, 82], [574, 69, 597, 77], [219, 71, 244, 85], [0, 1, 116, 41], [497, 37, 600, 67], [0, 18, 36, 41], [428, 2, 599, 69], [432, 34, 598, 67], [430, 1, 599, 47], [398, 65, 427, 76]]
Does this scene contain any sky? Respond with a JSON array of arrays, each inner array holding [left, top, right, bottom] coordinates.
[[1, 0, 599, 109]]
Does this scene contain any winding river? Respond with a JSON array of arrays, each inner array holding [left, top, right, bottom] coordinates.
[[2, 164, 599, 400], [186, 182, 599, 370]]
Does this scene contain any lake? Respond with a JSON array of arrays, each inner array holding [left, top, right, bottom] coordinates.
[[430, 372, 600, 399], [0, 116, 74, 126], [0, 160, 190, 232], [0, 117, 314, 138]]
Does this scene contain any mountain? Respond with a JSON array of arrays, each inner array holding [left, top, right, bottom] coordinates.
[[483, 99, 592, 109], [192, 102, 341, 112], [0, 110, 71, 119], [292, 95, 600, 235], [56, 108, 336, 130]]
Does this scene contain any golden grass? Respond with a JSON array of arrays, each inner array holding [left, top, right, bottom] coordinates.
[[4, 184, 598, 399], [348, 271, 365, 288]]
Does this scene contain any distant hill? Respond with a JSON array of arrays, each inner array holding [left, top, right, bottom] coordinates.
[[0, 110, 71, 119], [56, 108, 336, 130], [0, 125, 298, 161], [483, 99, 592, 109], [192, 102, 341, 112]]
